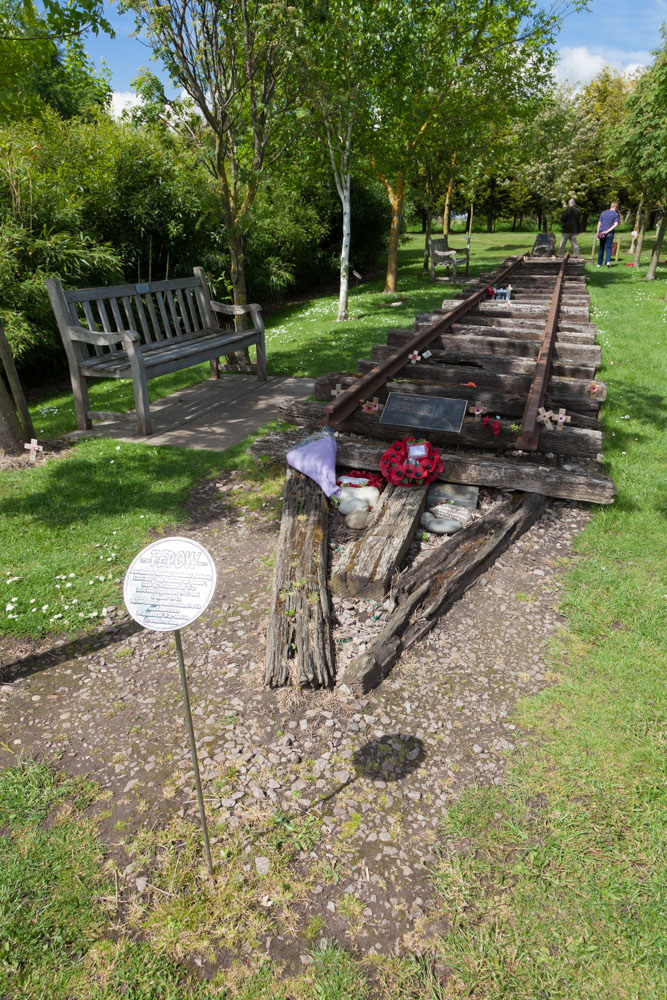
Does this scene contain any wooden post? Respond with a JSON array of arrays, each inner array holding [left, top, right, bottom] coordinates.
[[0, 319, 34, 439]]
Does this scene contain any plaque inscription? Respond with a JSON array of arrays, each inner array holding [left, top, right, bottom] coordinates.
[[124, 536, 217, 632], [380, 392, 467, 434]]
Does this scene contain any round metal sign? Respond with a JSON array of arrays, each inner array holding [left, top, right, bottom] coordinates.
[[123, 536, 217, 632]]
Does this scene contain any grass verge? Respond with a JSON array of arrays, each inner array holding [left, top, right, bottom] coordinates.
[[0, 427, 285, 640], [428, 257, 667, 998]]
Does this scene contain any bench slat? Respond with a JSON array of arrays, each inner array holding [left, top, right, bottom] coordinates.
[[62, 275, 202, 303], [141, 293, 163, 341], [78, 329, 260, 378], [109, 298, 125, 333], [165, 289, 183, 337], [154, 291, 172, 339], [176, 288, 192, 334], [81, 301, 104, 357]]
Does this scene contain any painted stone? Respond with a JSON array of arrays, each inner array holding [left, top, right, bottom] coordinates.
[[338, 485, 380, 507], [429, 503, 472, 525], [339, 497, 369, 515], [346, 510, 369, 529], [421, 512, 462, 535]]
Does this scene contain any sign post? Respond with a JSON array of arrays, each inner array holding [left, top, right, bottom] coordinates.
[[124, 536, 217, 875]]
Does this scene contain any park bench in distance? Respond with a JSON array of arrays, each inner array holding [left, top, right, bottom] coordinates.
[[46, 266, 266, 436], [428, 235, 470, 283]]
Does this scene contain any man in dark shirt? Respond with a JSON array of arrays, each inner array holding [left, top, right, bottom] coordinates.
[[559, 198, 581, 256], [597, 201, 620, 267]]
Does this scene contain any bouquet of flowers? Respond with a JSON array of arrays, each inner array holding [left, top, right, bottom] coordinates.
[[379, 437, 443, 487]]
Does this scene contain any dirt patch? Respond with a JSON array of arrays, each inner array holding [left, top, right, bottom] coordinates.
[[0, 474, 589, 972]]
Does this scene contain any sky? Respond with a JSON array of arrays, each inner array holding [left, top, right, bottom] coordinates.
[[80, 1, 667, 117]]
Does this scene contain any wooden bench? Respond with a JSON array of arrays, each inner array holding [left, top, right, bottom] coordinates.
[[429, 236, 470, 283], [46, 267, 267, 436]]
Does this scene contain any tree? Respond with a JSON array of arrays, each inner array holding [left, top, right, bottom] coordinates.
[[612, 33, 667, 282], [123, 0, 300, 314], [298, 0, 380, 321], [0, 0, 111, 121], [366, 0, 580, 293]]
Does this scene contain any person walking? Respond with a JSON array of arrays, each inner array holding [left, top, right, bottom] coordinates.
[[559, 198, 581, 256], [597, 201, 620, 267]]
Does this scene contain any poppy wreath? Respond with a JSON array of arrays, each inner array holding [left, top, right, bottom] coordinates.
[[379, 437, 443, 487], [336, 470, 385, 491]]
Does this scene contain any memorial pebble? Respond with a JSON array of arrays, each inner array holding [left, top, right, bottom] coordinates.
[[339, 498, 369, 515], [429, 503, 472, 525], [346, 510, 369, 530], [421, 512, 462, 535]]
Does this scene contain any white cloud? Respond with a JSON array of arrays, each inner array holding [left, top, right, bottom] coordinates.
[[110, 91, 143, 118], [555, 45, 650, 87]]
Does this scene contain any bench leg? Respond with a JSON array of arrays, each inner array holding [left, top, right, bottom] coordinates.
[[210, 357, 219, 379], [256, 331, 267, 382], [127, 346, 152, 436], [72, 370, 92, 431]]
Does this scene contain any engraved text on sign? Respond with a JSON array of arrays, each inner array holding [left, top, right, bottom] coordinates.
[[124, 537, 217, 632]]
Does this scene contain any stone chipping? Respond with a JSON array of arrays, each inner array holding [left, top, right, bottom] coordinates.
[[0, 472, 590, 965]]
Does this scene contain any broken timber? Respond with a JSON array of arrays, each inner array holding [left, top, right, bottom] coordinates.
[[250, 430, 616, 505], [265, 468, 335, 689], [343, 493, 546, 694], [331, 483, 427, 600]]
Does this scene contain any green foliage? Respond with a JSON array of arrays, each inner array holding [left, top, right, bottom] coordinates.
[[0, 0, 111, 122]]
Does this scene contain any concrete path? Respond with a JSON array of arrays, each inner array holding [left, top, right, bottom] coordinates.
[[64, 375, 315, 451]]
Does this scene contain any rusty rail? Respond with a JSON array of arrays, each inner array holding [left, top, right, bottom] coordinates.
[[324, 256, 526, 426], [515, 253, 568, 451]]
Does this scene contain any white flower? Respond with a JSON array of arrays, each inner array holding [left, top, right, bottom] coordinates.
[[69, 573, 75, 578], [41, 604, 48, 611], [6, 602, 16, 611]]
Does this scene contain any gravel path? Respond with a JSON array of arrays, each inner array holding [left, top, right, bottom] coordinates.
[[0, 473, 589, 967]]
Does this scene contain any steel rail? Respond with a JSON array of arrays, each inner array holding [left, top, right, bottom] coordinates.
[[324, 255, 527, 426], [515, 253, 568, 451]]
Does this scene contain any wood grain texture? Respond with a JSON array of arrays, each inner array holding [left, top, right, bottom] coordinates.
[[250, 431, 616, 504], [265, 468, 335, 689], [331, 484, 427, 600]]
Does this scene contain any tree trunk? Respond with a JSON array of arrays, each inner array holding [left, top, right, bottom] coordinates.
[[646, 212, 666, 281], [486, 212, 493, 233], [337, 171, 352, 320], [383, 173, 404, 293], [443, 173, 455, 236], [634, 207, 649, 268], [629, 196, 643, 256], [0, 374, 25, 455], [227, 225, 252, 363], [423, 207, 432, 275]]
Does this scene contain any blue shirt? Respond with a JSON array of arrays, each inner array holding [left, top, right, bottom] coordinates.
[[598, 209, 619, 236]]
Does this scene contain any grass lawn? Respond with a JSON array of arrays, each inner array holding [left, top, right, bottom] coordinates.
[[1, 230, 666, 997]]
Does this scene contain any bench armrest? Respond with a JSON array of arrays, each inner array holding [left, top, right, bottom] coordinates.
[[67, 324, 140, 347], [210, 300, 263, 321]]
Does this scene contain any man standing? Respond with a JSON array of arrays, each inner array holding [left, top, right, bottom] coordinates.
[[559, 198, 581, 256], [597, 201, 620, 267]]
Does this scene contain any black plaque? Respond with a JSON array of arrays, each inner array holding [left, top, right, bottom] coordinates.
[[380, 392, 467, 434]]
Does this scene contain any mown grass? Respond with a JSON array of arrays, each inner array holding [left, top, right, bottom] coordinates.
[[0, 426, 286, 640], [28, 228, 527, 440], [2, 231, 665, 998], [429, 253, 667, 998]]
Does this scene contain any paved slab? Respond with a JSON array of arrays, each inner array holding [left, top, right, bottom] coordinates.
[[63, 375, 315, 450]]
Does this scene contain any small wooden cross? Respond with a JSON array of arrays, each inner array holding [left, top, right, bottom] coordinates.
[[587, 382, 599, 398], [554, 408, 571, 431], [331, 383, 344, 398], [408, 351, 422, 363], [537, 407, 554, 430], [361, 397, 382, 414], [24, 438, 43, 464], [469, 400, 486, 421]]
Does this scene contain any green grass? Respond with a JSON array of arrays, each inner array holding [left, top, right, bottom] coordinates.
[[428, 255, 667, 999], [3, 231, 666, 998], [0, 428, 285, 639]]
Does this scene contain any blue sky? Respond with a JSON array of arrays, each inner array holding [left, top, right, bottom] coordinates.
[[82, 1, 667, 114]]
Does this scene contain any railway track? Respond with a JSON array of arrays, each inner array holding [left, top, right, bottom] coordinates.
[[254, 251, 616, 691]]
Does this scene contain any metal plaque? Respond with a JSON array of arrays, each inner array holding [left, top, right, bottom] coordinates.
[[124, 536, 216, 632], [379, 392, 467, 434]]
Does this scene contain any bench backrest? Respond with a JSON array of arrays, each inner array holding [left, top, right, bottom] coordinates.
[[48, 268, 220, 362]]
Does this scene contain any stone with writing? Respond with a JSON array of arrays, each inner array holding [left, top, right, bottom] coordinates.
[[124, 536, 217, 632]]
